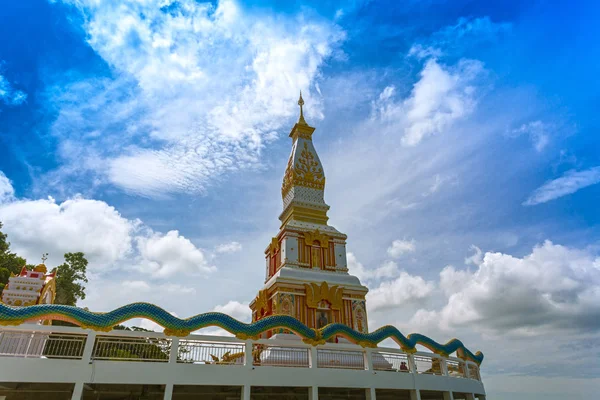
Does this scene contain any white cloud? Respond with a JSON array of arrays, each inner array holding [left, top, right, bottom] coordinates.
[[372, 58, 485, 146], [436, 16, 511, 45], [464, 245, 483, 266], [0, 195, 135, 267], [212, 300, 251, 322], [136, 230, 216, 278], [509, 120, 550, 152], [367, 271, 435, 311], [0, 173, 214, 279], [0, 172, 15, 204], [347, 253, 400, 282], [48, 0, 345, 197], [387, 238, 416, 258], [215, 241, 242, 254], [0, 70, 27, 106], [422, 241, 600, 333], [524, 166, 600, 205]]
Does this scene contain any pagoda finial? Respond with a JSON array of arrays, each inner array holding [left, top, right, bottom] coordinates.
[[41, 253, 48, 264], [297, 90, 307, 125]]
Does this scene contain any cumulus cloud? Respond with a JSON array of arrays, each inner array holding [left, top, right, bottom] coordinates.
[[0, 195, 135, 267], [347, 253, 400, 282], [368, 271, 436, 311], [215, 241, 242, 254], [212, 300, 251, 322], [372, 58, 485, 146], [47, 0, 344, 197], [0, 173, 213, 279], [0, 172, 15, 203], [524, 166, 600, 205], [387, 238, 416, 258], [419, 241, 600, 334], [0, 69, 27, 106], [136, 230, 216, 278]]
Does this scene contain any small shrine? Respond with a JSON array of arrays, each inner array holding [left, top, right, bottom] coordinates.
[[250, 93, 369, 336], [1, 260, 57, 307]]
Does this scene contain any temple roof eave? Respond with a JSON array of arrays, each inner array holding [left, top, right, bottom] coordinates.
[[264, 267, 369, 294]]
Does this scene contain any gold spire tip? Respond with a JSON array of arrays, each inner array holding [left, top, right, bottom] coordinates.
[[297, 90, 307, 125]]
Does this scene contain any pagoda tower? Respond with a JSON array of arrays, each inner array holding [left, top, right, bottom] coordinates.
[[249, 93, 369, 336], [1, 263, 56, 307]]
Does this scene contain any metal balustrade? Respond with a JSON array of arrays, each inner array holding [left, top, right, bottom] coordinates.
[[317, 348, 365, 370], [177, 339, 245, 365], [252, 344, 310, 368], [0, 326, 482, 383], [92, 335, 171, 362], [372, 351, 410, 372], [413, 354, 444, 375], [446, 358, 467, 378], [468, 363, 481, 381], [0, 331, 86, 359]]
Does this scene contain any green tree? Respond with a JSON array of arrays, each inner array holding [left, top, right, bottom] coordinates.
[[0, 222, 27, 296], [54, 252, 88, 306]]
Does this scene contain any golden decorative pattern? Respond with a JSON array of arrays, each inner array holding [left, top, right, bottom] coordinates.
[[304, 282, 344, 311], [268, 237, 279, 256], [282, 141, 325, 196], [252, 289, 269, 316], [34, 264, 47, 274], [303, 229, 330, 248]]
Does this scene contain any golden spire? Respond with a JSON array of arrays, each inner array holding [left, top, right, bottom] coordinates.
[[297, 91, 307, 125]]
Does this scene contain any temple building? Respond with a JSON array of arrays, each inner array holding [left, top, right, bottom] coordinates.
[[250, 93, 369, 335], [0, 263, 56, 307]]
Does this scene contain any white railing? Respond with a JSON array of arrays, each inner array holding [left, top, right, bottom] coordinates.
[[92, 335, 171, 362], [372, 351, 410, 372], [317, 348, 365, 370], [446, 358, 467, 378], [0, 331, 86, 359], [0, 325, 481, 382], [177, 339, 244, 365], [253, 344, 310, 368]]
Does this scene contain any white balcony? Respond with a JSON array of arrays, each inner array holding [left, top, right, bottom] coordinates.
[[0, 324, 486, 400]]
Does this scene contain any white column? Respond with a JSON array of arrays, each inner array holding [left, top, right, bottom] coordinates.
[[81, 330, 97, 363], [466, 394, 476, 400], [364, 348, 374, 371], [366, 387, 376, 400], [241, 384, 251, 400], [309, 386, 319, 400], [163, 384, 173, 400], [440, 357, 449, 376], [71, 382, 83, 400], [169, 338, 180, 364], [407, 353, 417, 374], [244, 341, 254, 370], [309, 346, 319, 368], [409, 390, 421, 400]]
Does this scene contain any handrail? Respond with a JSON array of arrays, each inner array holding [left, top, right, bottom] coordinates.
[[0, 303, 484, 364], [0, 325, 482, 383]]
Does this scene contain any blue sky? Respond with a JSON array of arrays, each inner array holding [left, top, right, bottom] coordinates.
[[1, 1, 599, 398]]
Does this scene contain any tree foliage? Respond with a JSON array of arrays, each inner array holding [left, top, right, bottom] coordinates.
[[54, 252, 88, 306], [0, 222, 27, 294]]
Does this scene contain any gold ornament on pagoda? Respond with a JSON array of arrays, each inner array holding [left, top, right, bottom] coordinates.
[[282, 141, 326, 196], [303, 229, 330, 248], [304, 282, 344, 310]]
